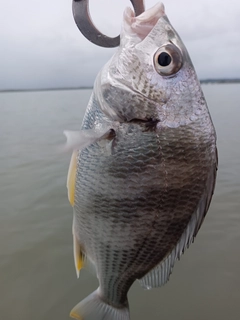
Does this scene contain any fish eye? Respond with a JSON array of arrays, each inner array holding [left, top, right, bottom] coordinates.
[[154, 44, 183, 76], [158, 52, 172, 67]]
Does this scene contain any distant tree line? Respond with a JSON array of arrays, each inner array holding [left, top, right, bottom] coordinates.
[[200, 79, 240, 84]]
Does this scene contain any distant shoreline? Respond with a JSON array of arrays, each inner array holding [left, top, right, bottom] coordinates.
[[0, 87, 93, 93], [1, 79, 240, 93], [200, 79, 240, 84]]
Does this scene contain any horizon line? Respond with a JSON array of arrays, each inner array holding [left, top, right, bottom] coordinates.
[[1, 78, 240, 93]]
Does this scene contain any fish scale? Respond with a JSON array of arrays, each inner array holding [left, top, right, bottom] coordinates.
[[73, 102, 213, 303]]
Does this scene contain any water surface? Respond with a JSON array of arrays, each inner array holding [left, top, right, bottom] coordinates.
[[0, 84, 239, 320]]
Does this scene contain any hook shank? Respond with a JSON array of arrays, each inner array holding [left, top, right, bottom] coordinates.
[[72, 0, 145, 47]]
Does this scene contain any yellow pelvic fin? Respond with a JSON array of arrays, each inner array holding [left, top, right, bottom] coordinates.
[[73, 232, 84, 278], [67, 151, 77, 206], [70, 311, 82, 320]]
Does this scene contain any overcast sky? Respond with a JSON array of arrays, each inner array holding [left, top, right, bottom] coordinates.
[[0, 0, 239, 90]]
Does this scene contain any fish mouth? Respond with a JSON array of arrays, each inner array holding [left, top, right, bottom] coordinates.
[[124, 2, 165, 41]]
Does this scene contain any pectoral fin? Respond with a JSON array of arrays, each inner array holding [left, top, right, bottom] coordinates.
[[63, 126, 116, 152]]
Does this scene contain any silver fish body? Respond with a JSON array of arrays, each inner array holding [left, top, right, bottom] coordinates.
[[67, 3, 217, 320]]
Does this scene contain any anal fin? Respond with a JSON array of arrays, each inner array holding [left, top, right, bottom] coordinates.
[[73, 231, 84, 278]]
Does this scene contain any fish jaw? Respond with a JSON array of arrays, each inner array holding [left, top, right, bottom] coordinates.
[[121, 2, 166, 43]]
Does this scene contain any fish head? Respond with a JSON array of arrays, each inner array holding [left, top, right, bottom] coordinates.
[[97, 2, 207, 127]]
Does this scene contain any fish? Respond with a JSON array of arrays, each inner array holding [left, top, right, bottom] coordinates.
[[64, 2, 217, 320]]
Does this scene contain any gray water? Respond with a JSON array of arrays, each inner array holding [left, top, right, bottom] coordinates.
[[0, 84, 239, 320]]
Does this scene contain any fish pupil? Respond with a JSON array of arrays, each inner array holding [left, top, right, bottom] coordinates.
[[158, 52, 171, 66]]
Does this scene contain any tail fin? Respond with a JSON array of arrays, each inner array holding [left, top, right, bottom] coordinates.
[[70, 288, 130, 320]]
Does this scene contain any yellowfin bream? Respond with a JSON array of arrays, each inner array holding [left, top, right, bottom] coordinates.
[[65, 3, 217, 320]]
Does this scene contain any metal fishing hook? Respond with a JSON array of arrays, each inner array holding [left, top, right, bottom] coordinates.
[[72, 0, 145, 47]]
